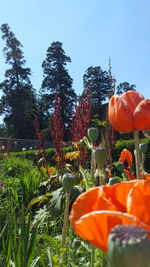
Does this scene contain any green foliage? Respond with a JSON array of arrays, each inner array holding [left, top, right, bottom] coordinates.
[[0, 156, 34, 178], [2, 136, 150, 266], [11, 146, 72, 165], [0, 205, 39, 267], [0, 156, 44, 205]]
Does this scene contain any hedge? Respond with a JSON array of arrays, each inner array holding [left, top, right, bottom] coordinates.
[[9, 146, 72, 165], [4, 138, 150, 173]]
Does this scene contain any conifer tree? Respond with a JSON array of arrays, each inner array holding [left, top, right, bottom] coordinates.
[[0, 24, 37, 139], [116, 82, 136, 95], [41, 41, 77, 139], [83, 66, 111, 120]]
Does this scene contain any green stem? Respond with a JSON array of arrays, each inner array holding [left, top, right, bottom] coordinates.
[[61, 192, 70, 248], [133, 130, 142, 179], [91, 144, 95, 185], [60, 192, 70, 266], [91, 245, 95, 267]]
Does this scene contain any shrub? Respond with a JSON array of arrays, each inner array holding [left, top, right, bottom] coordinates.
[[0, 156, 34, 178]]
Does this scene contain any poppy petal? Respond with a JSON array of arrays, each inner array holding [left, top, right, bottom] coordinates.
[[121, 91, 144, 114], [70, 187, 102, 227], [100, 180, 140, 211], [127, 181, 150, 226], [73, 211, 150, 251], [70, 181, 140, 228], [108, 95, 134, 133], [134, 99, 150, 130], [70, 187, 120, 228]]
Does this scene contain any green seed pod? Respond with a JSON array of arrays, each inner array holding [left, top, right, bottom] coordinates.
[[115, 162, 125, 172], [108, 225, 150, 267], [62, 173, 75, 193], [107, 177, 120, 185], [87, 127, 99, 143], [139, 143, 148, 154], [93, 147, 107, 168]]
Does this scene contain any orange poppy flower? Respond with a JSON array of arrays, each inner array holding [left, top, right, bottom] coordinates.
[[119, 148, 133, 167], [108, 91, 150, 133], [70, 180, 150, 252]]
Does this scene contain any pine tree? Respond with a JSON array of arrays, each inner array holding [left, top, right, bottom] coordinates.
[[41, 41, 77, 139], [116, 82, 136, 95], [0, 24, 37, 139], [83, 66, 111, 120]]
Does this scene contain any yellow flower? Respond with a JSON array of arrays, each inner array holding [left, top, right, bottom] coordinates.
[[65, 151, 80, 161]]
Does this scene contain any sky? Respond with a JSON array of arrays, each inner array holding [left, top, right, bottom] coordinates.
[[0, 0, 150, 100]]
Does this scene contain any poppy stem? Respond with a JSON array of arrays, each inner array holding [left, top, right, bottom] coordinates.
[[133, 130, 142, 179], [91, 144, 95, 185], [91, 244, 95, 267], [60, 192, 70, 265]]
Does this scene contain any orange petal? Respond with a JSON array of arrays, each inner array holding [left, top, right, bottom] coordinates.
[[100, 180, 140, 211], [108, 95, 134, 133], [121, 91, 144, 114], [127, 181, 150, 226], [73, 211, 150, 251], [134, 99, 150, 130], [70, 187, 121, 228], [70, 187, 101, 228], [70, 181, 141, 228]]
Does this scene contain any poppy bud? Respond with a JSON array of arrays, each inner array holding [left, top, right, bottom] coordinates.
[[108, 225, 150, 267], [87, 127, 99, 143], [93, 147, 107, 168], [139, 143, 148, 154], [115, 162, 125, 172], [62, 173, 75, 193], [107, 177, 120, 185]]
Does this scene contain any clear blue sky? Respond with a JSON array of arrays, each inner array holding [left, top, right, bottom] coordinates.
[[0, 0, 150, 99]]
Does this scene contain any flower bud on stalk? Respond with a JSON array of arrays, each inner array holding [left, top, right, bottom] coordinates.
[[93, 147, 107, 168], [62, 173, 75, 193], [108, 225, 150, 267], [87, 128, 99, 143], [60, 173, 75, 266]]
